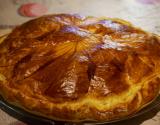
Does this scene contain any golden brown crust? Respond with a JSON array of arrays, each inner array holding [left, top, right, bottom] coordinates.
[[0, 14, 160, 122]]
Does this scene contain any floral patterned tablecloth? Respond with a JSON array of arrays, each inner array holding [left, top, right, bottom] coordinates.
[[0, 0, 160, 125]]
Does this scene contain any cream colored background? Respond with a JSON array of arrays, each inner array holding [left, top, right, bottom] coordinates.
[[0, 0, 160, 125]]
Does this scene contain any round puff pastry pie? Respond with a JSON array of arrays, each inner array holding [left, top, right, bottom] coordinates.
[[0, 14, 160, 122]]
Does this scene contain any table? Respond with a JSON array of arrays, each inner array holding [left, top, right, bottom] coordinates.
[[0, 0, 160, 124]]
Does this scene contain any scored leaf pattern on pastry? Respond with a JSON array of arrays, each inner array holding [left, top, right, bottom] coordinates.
[[0, 14, 160, 121]]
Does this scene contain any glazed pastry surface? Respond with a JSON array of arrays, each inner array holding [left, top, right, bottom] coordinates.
[[0, 14, 160, 121]]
